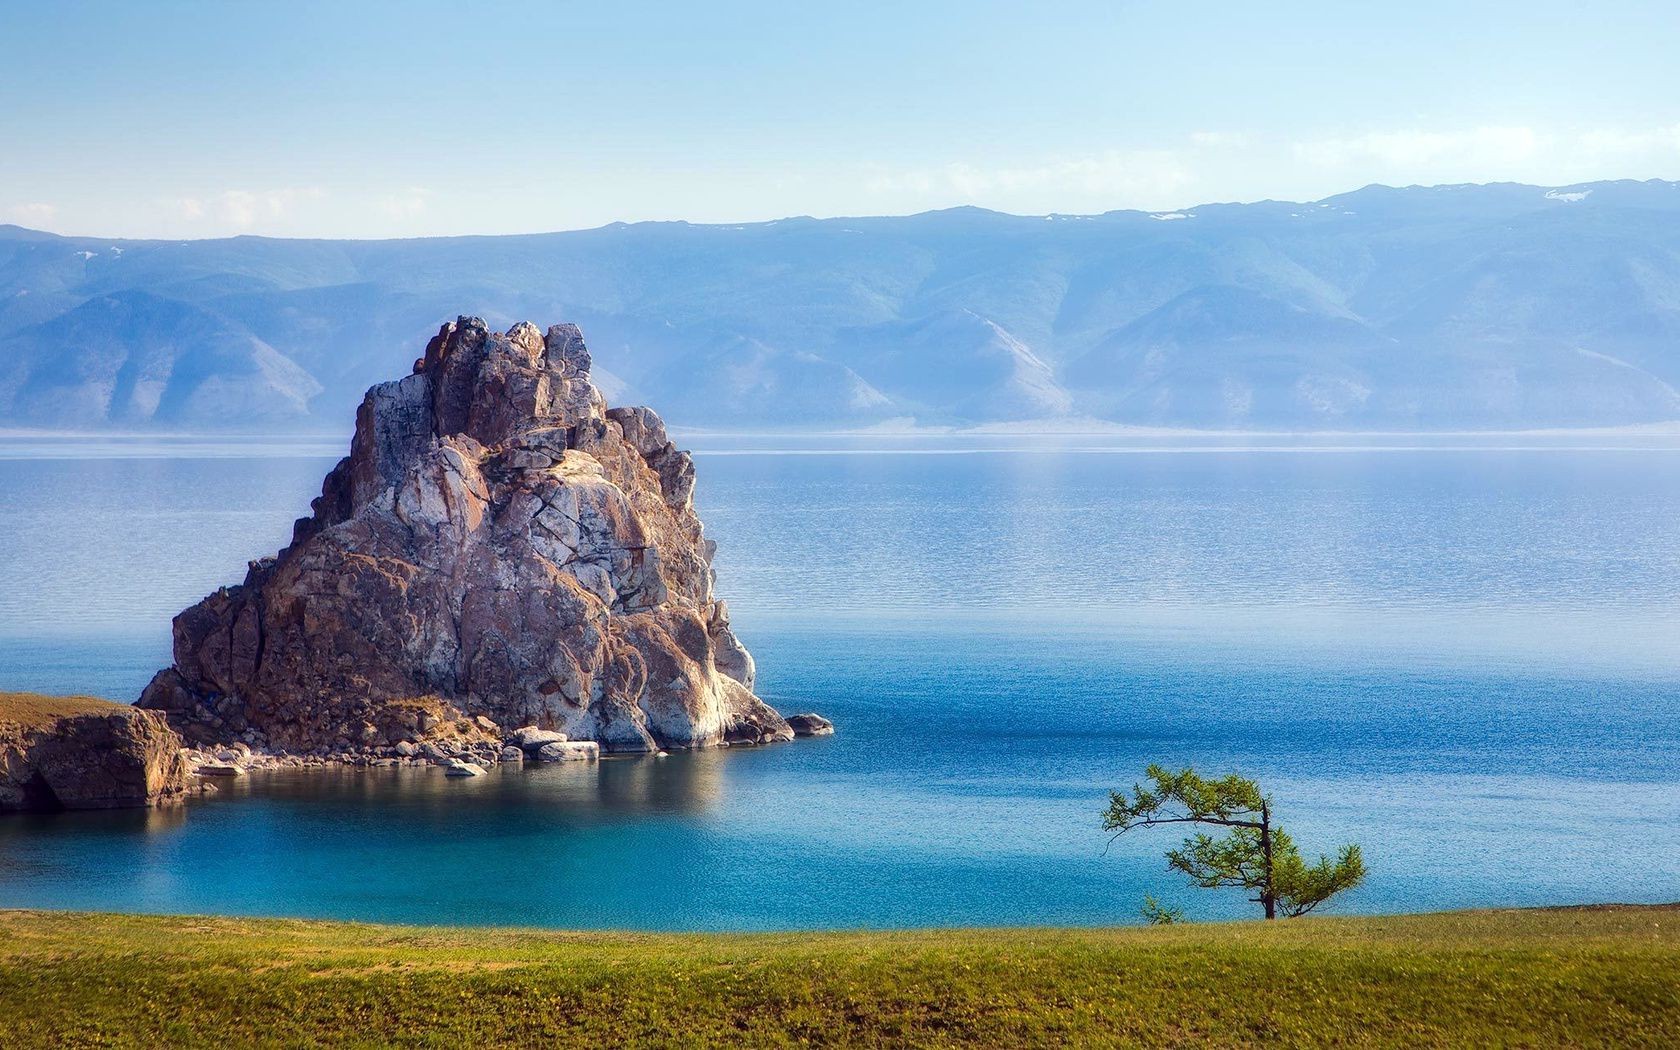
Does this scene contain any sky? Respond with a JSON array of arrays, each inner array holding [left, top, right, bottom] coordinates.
[[3, 0, 1679, 239]]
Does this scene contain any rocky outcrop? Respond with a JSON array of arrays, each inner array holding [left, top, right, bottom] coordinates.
[[1, 692, 190, 812], [786, 713, 835, 737], [140, 318, 799, 756]]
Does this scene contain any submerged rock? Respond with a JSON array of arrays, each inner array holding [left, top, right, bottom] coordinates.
[[140, 318, 798, 755], [0, 692, 190, 812]]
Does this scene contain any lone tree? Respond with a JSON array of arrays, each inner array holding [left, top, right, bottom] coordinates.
[[1103, 764, 1365, 920]]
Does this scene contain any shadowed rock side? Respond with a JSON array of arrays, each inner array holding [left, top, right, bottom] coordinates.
[[140, 318, 791, 756], [1, 693, 190, 812]]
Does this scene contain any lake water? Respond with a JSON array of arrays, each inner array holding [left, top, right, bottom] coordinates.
[[2, 434, 1678, 929]]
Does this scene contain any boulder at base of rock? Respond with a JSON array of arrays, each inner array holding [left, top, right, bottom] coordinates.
[[195, 763, 246, 777], [0, 692, 190, 812], [510, 726, 569, 752], [139, 318, 796, 756], [443, 760, 487, 777], [786, 713, 835, 737], [536, 741, 600, 763]]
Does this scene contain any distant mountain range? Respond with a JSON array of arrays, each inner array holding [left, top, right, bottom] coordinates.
[[5, 179, 1680, 432]]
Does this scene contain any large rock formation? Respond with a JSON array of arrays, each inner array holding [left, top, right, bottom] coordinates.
[[140, 318, 792, 756], [1, 692, 190, 812]]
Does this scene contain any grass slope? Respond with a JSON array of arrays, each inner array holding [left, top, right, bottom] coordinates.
[[0, 691, 126, 729], [1, 906, 1676, 1047]]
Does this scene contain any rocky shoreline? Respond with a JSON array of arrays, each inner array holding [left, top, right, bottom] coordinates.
[[179, 711, 835, 781]]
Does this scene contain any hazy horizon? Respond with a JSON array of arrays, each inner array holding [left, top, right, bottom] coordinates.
[[5, 1, 1679, 239], [7, 175, 1676, 244]]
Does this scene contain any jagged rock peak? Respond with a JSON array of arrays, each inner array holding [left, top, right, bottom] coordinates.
[[140, 318, 788, 756]]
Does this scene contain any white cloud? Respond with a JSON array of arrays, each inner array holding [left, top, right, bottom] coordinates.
[[376, 186, 430, 219], [6, 202, 57, 227], [175, 187, 325, 230], [1291, 123, 1680, 185], [866, 149, 1193, 207], [1293, 126, 1544, 169], [1575, 123, 1680, 163], [852, 121, 1680, 220]]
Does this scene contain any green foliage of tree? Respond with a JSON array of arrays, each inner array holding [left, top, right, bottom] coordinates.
[[1139, 894, 1184, 925], [1104, 764, 1366, 920]]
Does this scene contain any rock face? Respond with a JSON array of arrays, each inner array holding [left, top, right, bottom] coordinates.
[[140, 318, 793, 755], [0, 692, 190, 812]]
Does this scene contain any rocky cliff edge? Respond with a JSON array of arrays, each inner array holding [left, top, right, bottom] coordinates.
[[1, 692, 190, 811]]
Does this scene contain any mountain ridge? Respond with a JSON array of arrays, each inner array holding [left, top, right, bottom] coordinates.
[[5, 178, 1680, 432]]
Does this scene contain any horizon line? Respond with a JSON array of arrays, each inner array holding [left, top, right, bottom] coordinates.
[[4, 175, 1676, 246]]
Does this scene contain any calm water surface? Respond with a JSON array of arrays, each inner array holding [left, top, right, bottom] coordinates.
[[1, 435, 1677, 928]]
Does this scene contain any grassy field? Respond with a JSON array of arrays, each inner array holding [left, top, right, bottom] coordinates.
[[1, 906, 1676, 1048]]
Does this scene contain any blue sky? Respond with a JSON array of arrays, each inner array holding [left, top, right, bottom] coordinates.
[[3, 0, 1678, 237]]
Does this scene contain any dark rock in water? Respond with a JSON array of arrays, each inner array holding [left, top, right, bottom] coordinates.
[[140, 318, 794, 755], [786, 713, 835, 737], [0, 692, 190, 812]]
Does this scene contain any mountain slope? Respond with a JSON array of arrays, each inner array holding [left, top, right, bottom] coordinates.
[[0, 291, 320, 427], [4, 179, 1680, 431]]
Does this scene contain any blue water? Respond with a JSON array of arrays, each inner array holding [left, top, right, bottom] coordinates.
[[1, 435, 1678, 929]]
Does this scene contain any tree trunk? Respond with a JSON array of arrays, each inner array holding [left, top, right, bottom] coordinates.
[[1260, 801, 1276, 919]]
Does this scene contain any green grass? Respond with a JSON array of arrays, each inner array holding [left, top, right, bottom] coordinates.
[[1, 906, 1676, 1047]]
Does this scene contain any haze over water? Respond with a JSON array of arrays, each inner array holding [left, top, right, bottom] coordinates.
[[1, 436, 1677, 929]]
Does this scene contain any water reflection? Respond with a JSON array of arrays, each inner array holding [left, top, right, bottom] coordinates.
[[199, 751, 730, 818]]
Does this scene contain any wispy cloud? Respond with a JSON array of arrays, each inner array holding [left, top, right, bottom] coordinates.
[[376, 186, 430, 220], [6, 202, 58, 228], [1292, 123, 1680, 181], [175, 187, 326, 230], [1293, 126, 1544, 169], [1576, 123, 1680, 163], [867, 148, 1194, 204], [860, 122, 1680, 217]]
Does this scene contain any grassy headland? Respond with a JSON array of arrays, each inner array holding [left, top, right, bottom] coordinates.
[[0, 691, 130, 728], [1, 906, 1676, 1047]]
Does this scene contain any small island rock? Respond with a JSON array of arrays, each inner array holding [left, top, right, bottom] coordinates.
[[139, 318, 799, 757]]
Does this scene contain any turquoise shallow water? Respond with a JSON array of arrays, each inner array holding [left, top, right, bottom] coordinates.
[[1, 437, 1678, 928]]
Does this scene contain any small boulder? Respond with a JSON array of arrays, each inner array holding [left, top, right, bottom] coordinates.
[[499, 745, 525, 763], [196, 762, 246, 777], [510, 726, 569, 752], [442, 759, 487, 777], [535, 740, 599, 763], [785, 713, 835, 737]]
